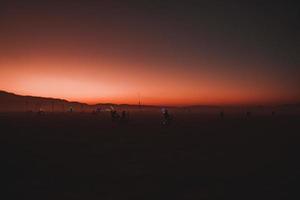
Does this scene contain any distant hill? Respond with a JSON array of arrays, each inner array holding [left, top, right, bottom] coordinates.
[[0, 90, 88, 112], [0, 90, 299, 113], [0, 90, 159, 112]]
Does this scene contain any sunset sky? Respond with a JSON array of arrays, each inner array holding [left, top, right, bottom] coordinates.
[[0, 1, 299, 105]]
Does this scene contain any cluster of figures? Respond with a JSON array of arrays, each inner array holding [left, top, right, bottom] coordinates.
[[219, 110, 276, 119], [219, 110, 252, 119], [110, 108, 173, 126], [110, 110, 129, 123], [35, 105, 277, 125], [92, 107, 102, 115]]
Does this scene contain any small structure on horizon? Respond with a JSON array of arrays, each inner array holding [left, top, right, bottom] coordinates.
[[37, 108, 45, 115]]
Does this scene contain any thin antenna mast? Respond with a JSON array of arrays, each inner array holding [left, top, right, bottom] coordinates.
[[138, 92, 141, 109]]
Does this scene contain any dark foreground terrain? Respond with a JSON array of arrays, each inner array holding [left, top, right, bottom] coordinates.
[[1, 111, 299, 199]]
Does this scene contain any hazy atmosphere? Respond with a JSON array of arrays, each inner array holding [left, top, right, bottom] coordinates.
[[1, 1, 300, 199], [1, 0, 299, 105]]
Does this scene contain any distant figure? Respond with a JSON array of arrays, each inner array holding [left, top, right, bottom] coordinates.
[[37, 108, 45, 116], [161, 108, 172, 125], [96, 107, 101, 113], [69, 106, 73, 113], [246, 111, 251, 118], [220, 110, 225, 119], [120, 110, 129, 123], [92, 107, 102, 115], [121, 110, 126, 119], [272, 111, 276, 116], [111, 110, 120, 122]]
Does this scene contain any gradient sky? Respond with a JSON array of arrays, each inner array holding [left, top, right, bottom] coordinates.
[[0, 0, 299, 105]]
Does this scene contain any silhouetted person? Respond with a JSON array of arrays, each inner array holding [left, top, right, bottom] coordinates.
[[121, 110, 126, 118], [120, 110, 129, 123], [162, 108, 172, 125], [110, 110, 115, 120], [246, 111, 251, 118], [220, 111, 224, 119], [111, 110, 120, 122]]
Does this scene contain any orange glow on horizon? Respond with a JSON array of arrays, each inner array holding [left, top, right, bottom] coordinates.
[[0, 55, 299, 106], [1, 1, 299, 107]]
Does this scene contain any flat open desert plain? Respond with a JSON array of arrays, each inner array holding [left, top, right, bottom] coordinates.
[[1, 111, 299, 199]]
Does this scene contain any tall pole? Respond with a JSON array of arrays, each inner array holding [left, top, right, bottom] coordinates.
[[138, 92, 141, 109]]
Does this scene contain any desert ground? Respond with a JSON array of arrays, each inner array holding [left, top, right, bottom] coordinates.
[[1, 110, 299, 199]]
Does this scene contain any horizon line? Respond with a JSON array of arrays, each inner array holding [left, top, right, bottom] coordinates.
[[0, 90, 300, 108], [1, 90, 299, 108]]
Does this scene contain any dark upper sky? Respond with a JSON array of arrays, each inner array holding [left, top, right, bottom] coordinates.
[[0, 0, 299, 105]]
